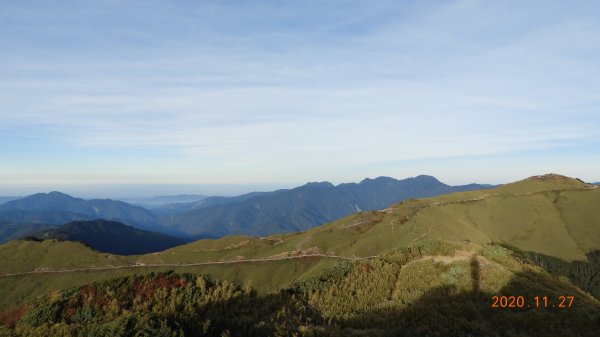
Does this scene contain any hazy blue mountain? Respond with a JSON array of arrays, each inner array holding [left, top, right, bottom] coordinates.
[[28, 219, 186, 255], [0, 209, 93, 226], [153, 192, 267, 216], [121, 194, 208, 209], [0, 197, 20, 205], [336, 176, 493, 210], [159, 175, 493, 238], [0, 192, 158, 229]]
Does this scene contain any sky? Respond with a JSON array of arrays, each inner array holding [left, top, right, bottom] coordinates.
[[1, 0, 599, 197]]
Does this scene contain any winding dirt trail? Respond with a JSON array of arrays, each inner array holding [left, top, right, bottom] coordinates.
[[0, 253, 378, 278], [384, 185, 598, 227], [422, 185, 597, 208]]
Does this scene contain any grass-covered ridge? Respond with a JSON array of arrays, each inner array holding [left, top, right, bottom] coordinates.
[[0, 174, 599, 312], [2, 240, 599, 336]]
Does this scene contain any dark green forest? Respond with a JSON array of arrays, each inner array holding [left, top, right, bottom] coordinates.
[[517, 249, 600, 300]]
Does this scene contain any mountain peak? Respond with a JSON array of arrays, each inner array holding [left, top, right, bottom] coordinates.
[[46, 191, 76, 198], [303, 181, 334, 188], [3, 191, 81, 207], [526, 173, 574, 181], [26, 191, 75, 199], [524, 173, 592, 186], [0, 191, 158, 229], [413, 175, 442, 183], [496, 174, 589, 195], [358, 176, 396, 184]]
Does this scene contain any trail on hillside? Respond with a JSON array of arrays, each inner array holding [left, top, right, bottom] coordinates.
[[0, 253, 378, 278], [423, 185, 597, 208], [382, 185, 598, 225]]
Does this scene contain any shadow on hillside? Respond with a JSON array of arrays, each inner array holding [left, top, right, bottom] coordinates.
[[185, 256, 600, 336], [334, 256, 600, 337], [4, 256, 600, 337], [148, 288, 325, 337]]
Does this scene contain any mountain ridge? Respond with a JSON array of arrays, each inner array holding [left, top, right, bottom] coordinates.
[[2, 175, 493, 241], [159, 175, 494, 238]]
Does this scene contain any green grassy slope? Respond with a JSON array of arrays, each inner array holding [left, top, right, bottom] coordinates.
[[2, 241, 599, 336], [151, 174, 597, 262], [0, 240, 129, 274]]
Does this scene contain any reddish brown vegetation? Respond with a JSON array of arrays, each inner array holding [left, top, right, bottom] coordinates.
[[64, 296, 80, 319], [0, 305, 28, 327], [79, 285, 109, 308], [133, 275, 189, 301], [360, 264, 374, 273]]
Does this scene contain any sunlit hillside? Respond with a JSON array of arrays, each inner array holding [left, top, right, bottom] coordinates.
[[1, 175, 599, 315]]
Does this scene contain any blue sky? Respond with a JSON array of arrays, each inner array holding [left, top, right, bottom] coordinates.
[[1, 1, 599, 197]]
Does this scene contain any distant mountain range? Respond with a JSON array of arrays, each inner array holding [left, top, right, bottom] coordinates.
[[159, 175, 493, 237], [28, 219, 185, 255], [0, 175, 493, 241]]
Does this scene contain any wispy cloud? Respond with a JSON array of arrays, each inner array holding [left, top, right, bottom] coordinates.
[[1, 0, 599, 187]]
